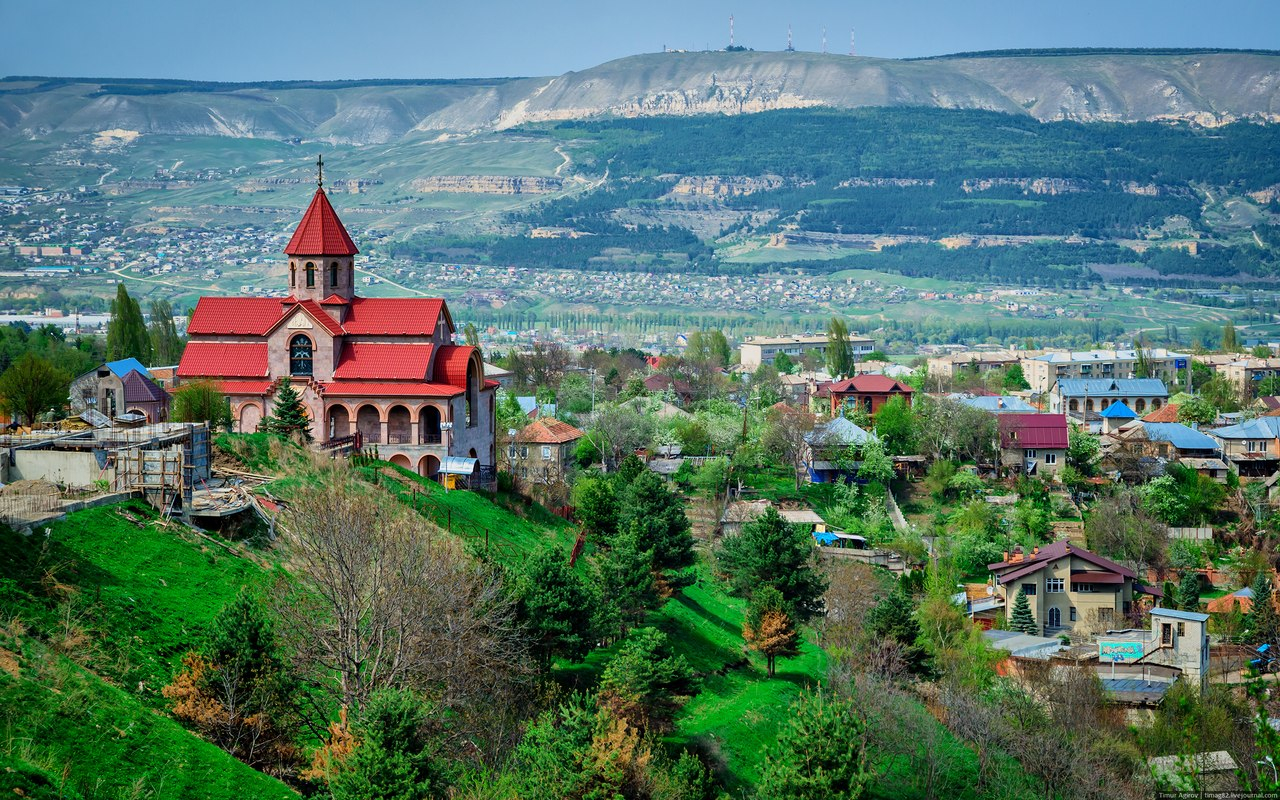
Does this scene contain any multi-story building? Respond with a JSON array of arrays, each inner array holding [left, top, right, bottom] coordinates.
[[1209, 416, 1280, 477], [178, 168, 497, 482], [1022, 349, 1190, 394], [739, 333, 875, 371], [926, 350, 1022, 382], [997, 413, 1068, 476], [989, 541, 1162, 635], [815, 374, 913, 419], [1048, 378, 1169, 418], [1219, 358, 1280, 396]]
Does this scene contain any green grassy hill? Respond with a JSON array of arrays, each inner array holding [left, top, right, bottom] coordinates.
[[0, 501, 293, 799]]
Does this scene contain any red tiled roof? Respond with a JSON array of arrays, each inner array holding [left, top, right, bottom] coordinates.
[[1142, 404, 1181, 423], [319, 294, 351, 305], [988, 540, 1138, 584], [644, 373, 694, 396], [998, 413, 1069, 449], [276, 299, 344, 337], [187, 297, 288, 336], [217, 380, 276, 396], [342, 297, 446, 336], [828, 374, 914, 394], [433, 345, 478, 388], [333, 343, 433, 381], [322, 381, 463, 398], [284, 189, 358, 256], [178, 342, 269, 378], [517, 418, 585, 444]]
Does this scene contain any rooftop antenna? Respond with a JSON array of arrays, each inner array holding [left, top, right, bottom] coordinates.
[[850, 28, 856, 56], [786, 24, 794, 52], [822, 27, 827, 54], [316, 154, 324, 188], [729, 14, 735, 47]]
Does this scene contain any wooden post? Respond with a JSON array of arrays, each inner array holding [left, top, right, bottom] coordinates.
[[447, 508, 452, 533]]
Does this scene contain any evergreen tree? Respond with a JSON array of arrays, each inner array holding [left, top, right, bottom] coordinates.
[[744, 585, 799, 678], [327, 687, 445, 800], [515, 547, 597, 669], [105, 284, 152, 363], [758, 690, 870, 800], [1002, 363, 1031, 391], [614, 453, 645, 487], [1222, 323, 1239, 353], [592, 524, 658, 636], [598, 627, 692, 731], [261, 379, 313, 443], [826, 317, 853, 379], [1178, 572, 1202, 611], [572, 475, 619, 541], [1009, 589, 1039, 635], [147, 298, 184, 365], [1250, 572, 1280, 646], [618, 470, 695, 592], [717, 505, 828, 620]]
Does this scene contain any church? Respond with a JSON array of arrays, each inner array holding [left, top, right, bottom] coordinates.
[[177, 163, 496, 481]]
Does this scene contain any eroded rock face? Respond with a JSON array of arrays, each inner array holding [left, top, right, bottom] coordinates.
[[409, 175, 564, 194], [669, 176, 786, 198]]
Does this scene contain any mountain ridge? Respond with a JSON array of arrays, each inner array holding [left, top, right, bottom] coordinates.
[[2, 49, 1279, 146]]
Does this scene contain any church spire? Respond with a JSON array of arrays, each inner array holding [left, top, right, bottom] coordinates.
[[317, 154, 324, 188], [285, 158, 358, 303]]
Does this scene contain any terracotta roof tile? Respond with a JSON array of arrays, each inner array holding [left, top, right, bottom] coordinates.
[[517, 418, 585, 444], [333, 343, 433, 381], [434, 345, 478, 387], [1142, 403, 1181, 423], [828, 374, 914, 394], [342, 297, 445, 336], [322, 381, 463, 398], [217, 380, 276, 395], [178, 342, 269, 378], [284, 189, 358, 256], [187, 297, 286, 336]]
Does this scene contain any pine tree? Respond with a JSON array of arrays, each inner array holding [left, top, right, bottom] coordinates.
[[261, 379, 313, 442], [1009, 589, 1039, 635], [1178, 572, 1201, 611], [515, 547, 597, 670], [105, 284, 152, 363], [758, 690, 870, 799], [618, 470, 695, 593], [326, 688, 445, 800], [592, 523, 658, 636], [717, 505, 828, 620], [743, 586, 799, 678], [1250, 572, 1280, 646]]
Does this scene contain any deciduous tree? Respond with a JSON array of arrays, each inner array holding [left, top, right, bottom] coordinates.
[[826, 318, 853, 379], [106, 283, 151, 363], [743, 586, 799, 678], [0, 352, 69, 426], [148, 298, 183, 365], [762, 405, 817, 490], [171, 379, 232, 430]]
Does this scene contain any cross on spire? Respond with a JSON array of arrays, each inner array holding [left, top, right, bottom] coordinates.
[[317, 154, 324, 188]]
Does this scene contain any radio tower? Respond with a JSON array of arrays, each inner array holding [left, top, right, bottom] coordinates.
[[850, 28, 856, 56], [822, 27, 827, 54], [729, 14, 735, 48], [786, 24, 794, 52]]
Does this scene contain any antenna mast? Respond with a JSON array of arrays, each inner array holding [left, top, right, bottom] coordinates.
[[729, 14, 735, 47], [822, 27, 827, 54], [850, 28, 856, 56], [786, 24, 794, 51]]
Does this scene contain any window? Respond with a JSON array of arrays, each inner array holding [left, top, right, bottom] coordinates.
[[542, 446, 552, 460], [519, 446, 529, 458], [1048, 607, 1061, 628], [290, 263, 296, 287], [1069, 399, 1079, 412], [1027, 449, 1037, 459], [507, 445, 516, 458], [1045, 453, 1057, 465], [329, 262, 339, 288], [1249, 440, 1265, 453], [1046, 578, 1064, 593], [1075, 583, 1095, 593], [1177, 622, 1186, 637], [305, 261, 315, 288], [1021, 583, 1036, 596], [1069, 607, 1077, 622], [288, 335, 313, 377], [1098, 608, 1113, 621]]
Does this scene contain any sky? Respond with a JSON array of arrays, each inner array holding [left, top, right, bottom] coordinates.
[[2, 0, 1277, 82]]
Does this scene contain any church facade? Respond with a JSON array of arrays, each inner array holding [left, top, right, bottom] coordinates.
[[177, 174, 496, 479]]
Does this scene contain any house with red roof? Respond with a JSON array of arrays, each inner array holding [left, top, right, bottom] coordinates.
[[997, 413, 1068, 476], [177, 169, 496, 481], [814, 374, 913, 419], [511, 417, 584, 505], [989, 541, 1162, 635]]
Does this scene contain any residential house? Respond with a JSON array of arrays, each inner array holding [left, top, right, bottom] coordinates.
[[949, 393, 1037, 414], [816, 374, 913, 419], [803, 416, 876, 484], [511, 417, 583, 505], [997, 413, 1068, 476], [643, 374, 695, 406], [516, 396, 557, 420], [927, 350, 1022, 382], [1102, 418, 1228, 482], [1209, 416, 1280, 477], [69, 358, 170, 423], [1049, 378, 1169, 423], [1221, 358, 1280, 396], [1022, 349, 1189, 394], [989, 540, 1162, 635], [739, 333, 874, 370]]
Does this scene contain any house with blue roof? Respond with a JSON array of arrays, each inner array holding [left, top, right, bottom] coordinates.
[[69, 360, 169, 424], [803, 416, 877, 484], [1049, 378, 1169, 424], [947, 393, 1037, 414], [1103, 418, 1229, 482], [1209, 416, 1280, 477]]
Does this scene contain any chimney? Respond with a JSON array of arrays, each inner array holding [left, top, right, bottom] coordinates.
[[1032, 546, 1040, 556]]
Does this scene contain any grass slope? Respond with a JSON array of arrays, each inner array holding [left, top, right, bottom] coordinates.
[[0, 501, 291, 798]]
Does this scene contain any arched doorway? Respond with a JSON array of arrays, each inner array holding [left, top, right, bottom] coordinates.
[[389, 454, 411, 470], [329, 406, 351, 439], [419, 454, 440, 478], [239, 403, 262, 433], [387, 405, 411, 444], [356, 404, 381, 443], [466, 357, 481, 427], [420, 405, 442, 444], [1047, 607, 1061, 629], [469, 448, 478, 460]]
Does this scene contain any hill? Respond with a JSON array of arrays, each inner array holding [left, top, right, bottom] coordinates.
[[3, 49, 1278, 144]]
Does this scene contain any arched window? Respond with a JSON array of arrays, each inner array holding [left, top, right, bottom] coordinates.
[[290, 263, 296, 287], [1152, 398, 1163, 409], [1135, 399, 1146, 413], [1047, 607, 1060, 629], [329, 261, 339, 288], [289, 334, 313, 377], [305, 261, 316, 288], [1069, 399, 1079, 412], [466, 357, 479, 427], [1086, 399, 1095, 412]]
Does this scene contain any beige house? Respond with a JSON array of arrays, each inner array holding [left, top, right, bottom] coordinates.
[[1209, 416, 1280, 477], [511, 417, 583, 505], [1220, 358, 1280, 396], [739, 333, 874, 371], [990, 541, 1161, 635], [926, 350, 1021, 382], [1022, 349, 1189, 394]]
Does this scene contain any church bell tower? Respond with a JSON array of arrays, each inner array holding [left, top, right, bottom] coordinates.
[[283, 156, 359, 304]]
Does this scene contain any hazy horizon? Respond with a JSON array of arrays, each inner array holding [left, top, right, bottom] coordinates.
[[2, 0, 1278, 83]]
